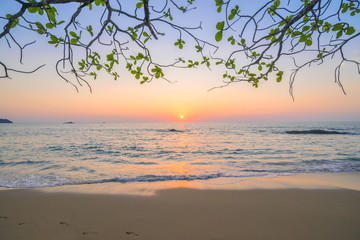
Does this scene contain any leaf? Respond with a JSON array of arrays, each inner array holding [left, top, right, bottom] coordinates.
[[299, 34, 307, 42], [273, 0, 280, 8], [336, 30, 343, 38], [136, 2, 143, 8], [345, 26, 355, 35], [37, 29, 44, 35], [216, 21, 225, 31], [48, 35, 58, 44], [95, 0, 104, 6], [305, 39, 312, 46], [47, 8, 57, 23], [35, 22, 44, 29], [302, 26, 310, 32], [70, 31, 77, 38], [215, 31, 223, 42], [70, 38, 78, 44], [46, 23, 54, 29], [28, 7, 38, 13], [332, 24, 343, 31]]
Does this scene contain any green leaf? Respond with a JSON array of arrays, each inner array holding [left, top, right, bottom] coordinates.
[[48, 35, 58, 44], [70, 31, 77, 38], [95, 0, 105, 6], [332, 24, 343, 31], [28, 7, 38, 13], [345, 26, 355, 35], [215, 31, 223, 42], [299, 34, 307, 42], [305, 39, 312, 46], [336, 30, 343, 38], [273, 0, 280, 8], [46, 23, 54, 29], [302, 26, 310, 32], [70, 38, 78, 44], [47, 7, 57, 23], [216, 21, 225, 30], [136, 2, 143, 8], [35, 22, 44, 29]]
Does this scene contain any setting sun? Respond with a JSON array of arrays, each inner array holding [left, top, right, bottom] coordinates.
[[180, 115, 184, 119]]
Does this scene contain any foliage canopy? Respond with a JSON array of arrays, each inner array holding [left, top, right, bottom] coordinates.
[[1, 0, 359, 98]]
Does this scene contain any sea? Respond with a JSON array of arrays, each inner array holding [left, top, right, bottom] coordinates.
[[0, 122, 359, 188]]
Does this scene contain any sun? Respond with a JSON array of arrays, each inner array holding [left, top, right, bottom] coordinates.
[[180, 115, 184, 120]]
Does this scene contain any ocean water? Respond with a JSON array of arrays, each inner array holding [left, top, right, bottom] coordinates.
[[0, 122, 359, 188]]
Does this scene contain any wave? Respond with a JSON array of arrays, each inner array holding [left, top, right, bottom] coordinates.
[[2, 167, 360, 188], [0, 173, 224, 188], [0, 160, 51, 167]]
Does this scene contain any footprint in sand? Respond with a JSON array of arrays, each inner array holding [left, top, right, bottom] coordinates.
[[82, 231, 98, 236], [0, 216, 8, 220], [125, 231, 139, 237], [59, 221, 69, 226], [18, 222, 26, 226]]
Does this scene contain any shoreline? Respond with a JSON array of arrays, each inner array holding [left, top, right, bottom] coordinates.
[[1, 172, 360, 240], [1, 171, 360, 194]]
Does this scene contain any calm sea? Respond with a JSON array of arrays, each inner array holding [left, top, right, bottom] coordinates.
[[0, 122, 359, 188]]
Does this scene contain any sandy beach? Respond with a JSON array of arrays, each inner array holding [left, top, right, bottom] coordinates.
[[1, 173, 360, 240]]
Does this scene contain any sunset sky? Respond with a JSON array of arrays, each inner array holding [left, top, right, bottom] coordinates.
[[1, 0, 359, 123]]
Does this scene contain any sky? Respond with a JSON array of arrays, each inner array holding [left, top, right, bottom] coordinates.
[[0, 0, 360, 123]]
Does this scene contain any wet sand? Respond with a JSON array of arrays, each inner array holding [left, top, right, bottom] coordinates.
[[1, 173, 360, 240]]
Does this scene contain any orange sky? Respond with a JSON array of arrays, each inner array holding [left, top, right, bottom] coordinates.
[[1, 56, 359, 123]]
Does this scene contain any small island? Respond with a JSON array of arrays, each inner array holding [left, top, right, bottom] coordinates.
[[0, 118, 13, 123], [63, 121, 74, 124]]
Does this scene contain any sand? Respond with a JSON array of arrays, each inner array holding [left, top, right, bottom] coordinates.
[[1, 173, 360, 240]]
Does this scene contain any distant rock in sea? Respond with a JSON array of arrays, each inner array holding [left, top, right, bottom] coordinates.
[[285, 129, 349, 135], [168, 128, 184, 132], [64, 121, 74, 124], [0, 118, 13, 123]]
